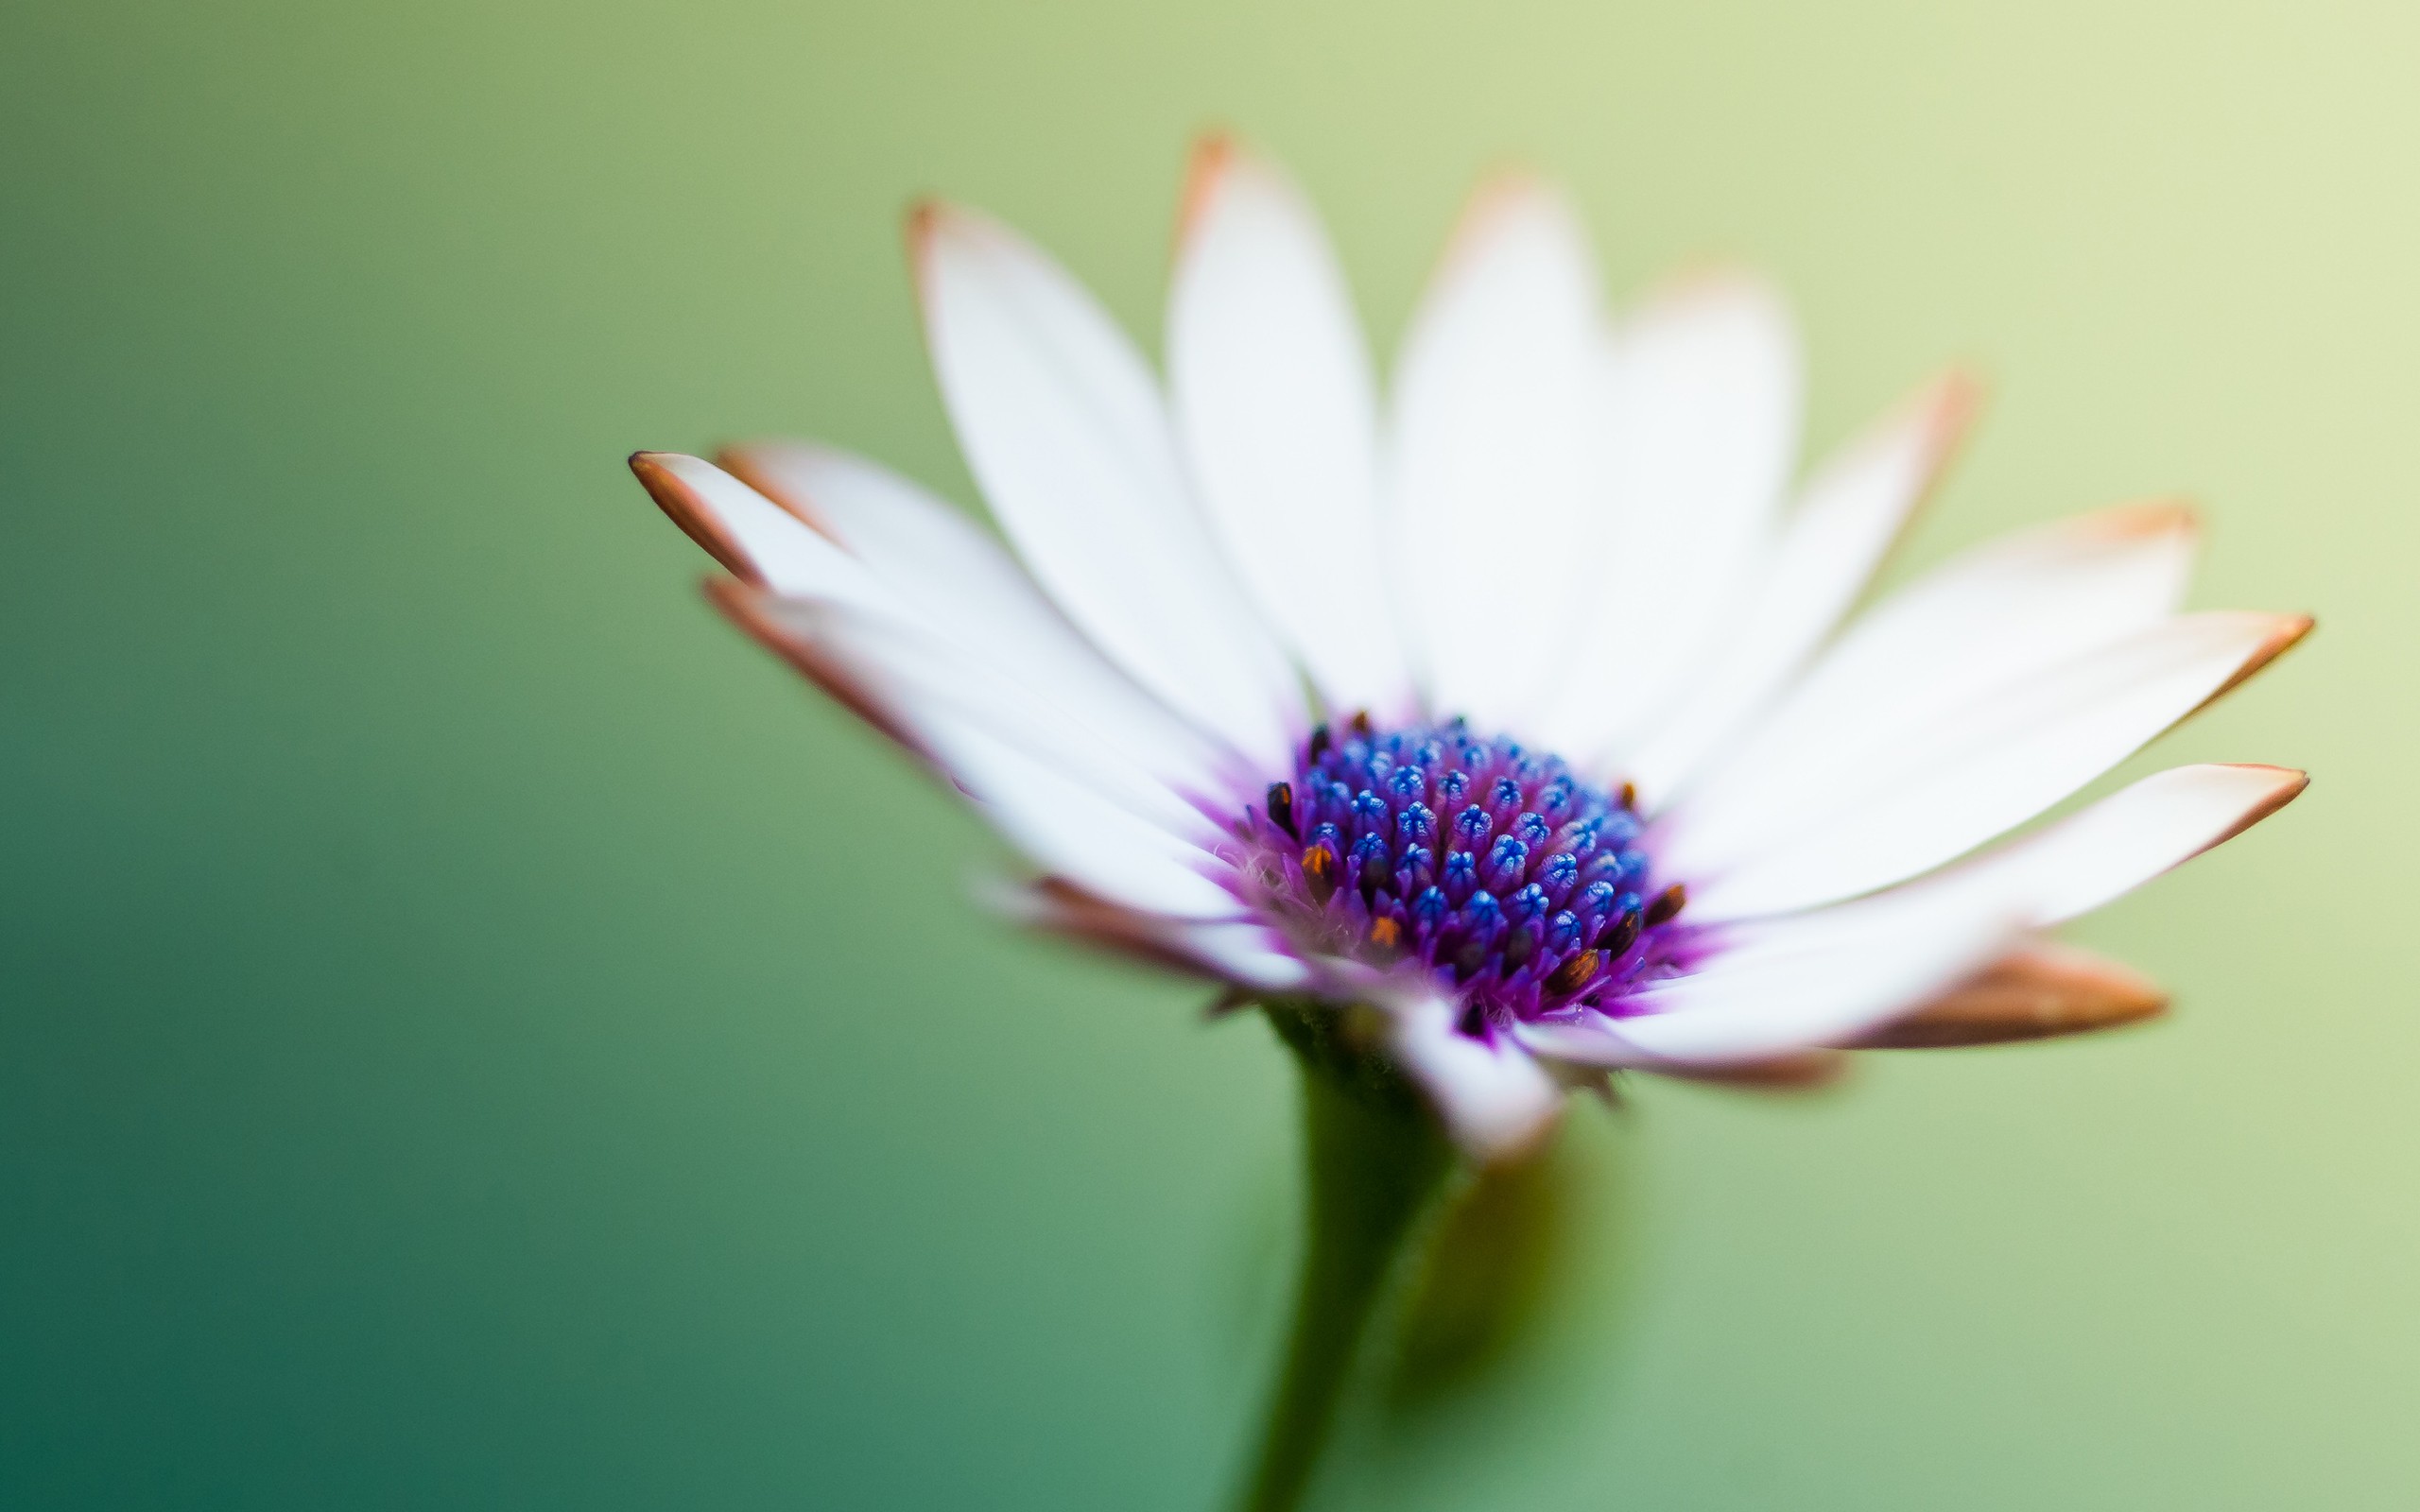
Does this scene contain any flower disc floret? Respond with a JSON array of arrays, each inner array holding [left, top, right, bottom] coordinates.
[[1245, 717, 1695, 1037]]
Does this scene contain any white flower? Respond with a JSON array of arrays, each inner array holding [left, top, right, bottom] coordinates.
[[631, 139, 2308, 1161]]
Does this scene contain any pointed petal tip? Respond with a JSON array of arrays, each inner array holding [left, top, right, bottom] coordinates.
[[1181, 126, 1241, 189], [2203, 611, 2314, 709], [1173, 129, 1281, 249], [2199, 763, 2311, 847], [1886, 368, 1987, 494], [1635, 259, 1792, 316], [907, 196, 1006, 249], [1838, 366, 1985, 490], [1921, 367, 1989, 439], [1176, 136, 1229, 232], [1851, 942, 2169, 1049], [901, 196, 943, 273], [902, 198, 1015, 355], [1931, 363, 1990, 404], [2222, 761, 2309, 790], [1467, 158, 1552, 201], [903, 197, 985, 284], [1436, 163, 1582, 265], [1188, 124, 1239, 160], [2083, 495, 2204, 543], [627, 447, 689, 490], [631, 451, 761, 583]]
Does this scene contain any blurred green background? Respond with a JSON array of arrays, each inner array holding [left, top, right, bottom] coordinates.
[[4, 0, 2413, 1505]]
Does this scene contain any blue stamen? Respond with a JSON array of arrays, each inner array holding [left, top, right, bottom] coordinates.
[[1250, 718, 1685, 1036], [1581, 851, 1629, 886], [1350, 832, 1391, 885], [1546, 909, 1584, 953], [1351, 789, 1389, 833], [1463, 889, 1503, 937], [1454, 804, 1491, 847], [1484, 835, 1529, 892]]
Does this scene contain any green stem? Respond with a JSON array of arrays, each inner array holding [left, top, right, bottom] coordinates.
[[1235, 1013, 1453, 1512]]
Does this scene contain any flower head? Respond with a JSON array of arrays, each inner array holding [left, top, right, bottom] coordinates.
[[632, 139, 2308, 1160]]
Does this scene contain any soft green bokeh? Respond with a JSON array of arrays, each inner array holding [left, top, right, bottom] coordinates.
[[4, 0, 2414, 1505]]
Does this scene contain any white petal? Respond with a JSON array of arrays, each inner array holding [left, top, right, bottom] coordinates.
[[1532, 275, 1805, 761], [723, 441, 1241, 801], [720, 587, 1243, 920], [934, 720, 1244, 919], [1387, 177, 1603, 730], [648, 455, 1249, 918], [1910, 762, 2308, 927], [643, 452, 1242, 832], [1659, 502, 2204, 868], [1519, 763, 2303, 1072], [1518, 882, 2026, 1067], [754, 595, 1227, 845], [1677, 610, 2311, 920], [1173, 920, 1315, 989], [1616, 374, 1977, 805], [994, 881, 1311, 990], [632, 452, 891, 608], [912, 202, 1304, 769], [1384, 990, 1564, 1160], [1167, 142, 1414, 719]]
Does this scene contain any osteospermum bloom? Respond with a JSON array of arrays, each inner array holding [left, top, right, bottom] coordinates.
[[632, 141, 2308, 1160]]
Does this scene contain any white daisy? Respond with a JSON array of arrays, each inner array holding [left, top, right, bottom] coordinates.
[[631, 138, 2308, 1162]]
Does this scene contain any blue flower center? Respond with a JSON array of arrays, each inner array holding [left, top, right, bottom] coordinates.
[[1246, 717, 1690, 1035]]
